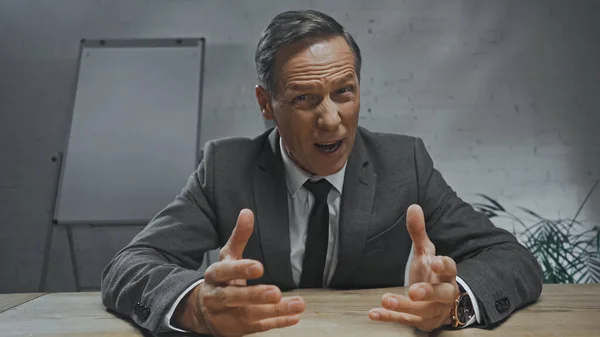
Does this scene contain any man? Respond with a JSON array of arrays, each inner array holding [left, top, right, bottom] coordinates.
[[101, 9, 543, 337]]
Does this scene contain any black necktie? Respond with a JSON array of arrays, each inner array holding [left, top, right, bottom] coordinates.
[[299, 179, 332, 288]]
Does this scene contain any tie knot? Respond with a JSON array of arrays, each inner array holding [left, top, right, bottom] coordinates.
[[303, 179, 332, 203]]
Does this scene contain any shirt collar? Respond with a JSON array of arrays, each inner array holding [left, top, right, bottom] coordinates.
[[279, 137, 346, 198]]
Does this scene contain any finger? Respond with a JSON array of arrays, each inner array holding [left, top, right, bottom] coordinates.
[[381, 293, 444, 319], [243, 296, 305, 322], [204, 259, 263, 284], [246, 314, 301, 334], [430, 256, 457, 282], [406, 204, 432, 256], [409, 282, 457, 304], [221, 208, 254, 260], [369, 308, 423, 326], [369, 309, 442, 332], [203, 285, 282, 310]]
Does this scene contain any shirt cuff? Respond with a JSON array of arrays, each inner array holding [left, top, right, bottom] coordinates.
[[455, 276, 481, 327], [164, 279, 205, 332]]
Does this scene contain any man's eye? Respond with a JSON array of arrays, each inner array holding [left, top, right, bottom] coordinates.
[[338, 87, 352, 94], [291, 94, 321, 108]]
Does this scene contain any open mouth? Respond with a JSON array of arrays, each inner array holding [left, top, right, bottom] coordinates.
[[314, 140, 342, 153]]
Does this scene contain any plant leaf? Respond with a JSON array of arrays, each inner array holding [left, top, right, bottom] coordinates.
[[517, 207, 546, 220], [475, 194, 506, 211]]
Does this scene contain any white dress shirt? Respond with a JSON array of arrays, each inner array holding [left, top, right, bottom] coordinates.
[[280, 138, 346, 287], [164, 138, 480, 331]]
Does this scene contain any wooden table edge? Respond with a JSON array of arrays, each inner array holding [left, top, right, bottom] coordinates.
[[0, 293, 47, 314]]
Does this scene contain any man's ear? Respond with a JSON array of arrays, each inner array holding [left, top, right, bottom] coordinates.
[[255, 85, 274, 120]]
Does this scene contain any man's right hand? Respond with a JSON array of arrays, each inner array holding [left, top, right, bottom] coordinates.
[[174, 209, 305, 336]]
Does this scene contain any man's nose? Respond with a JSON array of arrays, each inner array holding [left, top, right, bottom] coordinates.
[[317, 98, 341, 131]]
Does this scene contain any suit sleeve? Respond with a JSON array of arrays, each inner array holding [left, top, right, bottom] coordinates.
[[413, 137, 543, 327], [100, 141, 220, 336]]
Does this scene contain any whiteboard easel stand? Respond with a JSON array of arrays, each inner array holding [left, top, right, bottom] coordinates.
[[39, 37, 209, 292]]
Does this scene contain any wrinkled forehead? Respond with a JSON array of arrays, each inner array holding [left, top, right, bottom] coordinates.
[[273, 36, 358, 94]]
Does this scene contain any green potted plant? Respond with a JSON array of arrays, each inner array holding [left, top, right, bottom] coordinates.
[[472, 180, 599, 284]]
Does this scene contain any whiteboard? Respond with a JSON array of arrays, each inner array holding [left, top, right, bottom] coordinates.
[[54, 38, 205, 225]]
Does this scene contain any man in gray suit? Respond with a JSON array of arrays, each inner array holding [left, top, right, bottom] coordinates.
[[101, 9, 543, 337]]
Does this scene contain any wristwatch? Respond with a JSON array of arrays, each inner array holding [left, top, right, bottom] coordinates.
[[451, 287, 475, 328]]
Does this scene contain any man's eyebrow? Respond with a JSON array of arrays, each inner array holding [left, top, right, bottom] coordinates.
[[285, 82, 317, 92], [284, 73, 357, 93], [285, 73, 355, 91], [333, 73, 357, 84]]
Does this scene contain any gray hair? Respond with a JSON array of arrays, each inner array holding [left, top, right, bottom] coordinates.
[[255, 10, 362, 96]]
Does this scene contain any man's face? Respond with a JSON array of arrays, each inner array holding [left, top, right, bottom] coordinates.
[[264, 36, 360, 176]]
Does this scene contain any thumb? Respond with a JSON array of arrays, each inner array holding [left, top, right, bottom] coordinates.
[[406, 204, 432, 256], [221, 208, 254, 260]]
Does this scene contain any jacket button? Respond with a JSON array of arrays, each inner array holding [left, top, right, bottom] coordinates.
[[495, 300, 504, 313], [133, 303, 141, 316], [502, 298, 510, 310]]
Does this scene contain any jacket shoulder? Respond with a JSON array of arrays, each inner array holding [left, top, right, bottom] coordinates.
[[202, 129, 270, 162], [357, 126, 419, 156]]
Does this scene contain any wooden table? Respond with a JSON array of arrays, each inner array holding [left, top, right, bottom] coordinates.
[[0, 284, 598, 336], [0, 293, 45, 313]]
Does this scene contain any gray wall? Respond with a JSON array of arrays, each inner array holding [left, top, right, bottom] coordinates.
[[1, 0, 599, 293]]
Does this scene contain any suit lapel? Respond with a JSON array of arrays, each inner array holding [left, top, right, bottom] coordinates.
[[329, 130, 377, 288], [252, 129, 296, 290]]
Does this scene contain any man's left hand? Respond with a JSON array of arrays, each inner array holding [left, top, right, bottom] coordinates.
[[368, 204, 460, 332]]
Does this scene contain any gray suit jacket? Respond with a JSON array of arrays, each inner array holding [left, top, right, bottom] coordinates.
[[101, 127, 543, 336]]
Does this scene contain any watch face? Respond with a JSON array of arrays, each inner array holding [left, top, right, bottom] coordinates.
[[457, 293, 474, 323]]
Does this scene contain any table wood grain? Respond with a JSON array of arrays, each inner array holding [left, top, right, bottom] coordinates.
[[0, 293, 45, 313], [0, 284, 598, 336]]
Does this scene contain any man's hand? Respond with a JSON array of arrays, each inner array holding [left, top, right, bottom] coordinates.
[[368, 204, 459, 332], [174, 209, 305, 336]]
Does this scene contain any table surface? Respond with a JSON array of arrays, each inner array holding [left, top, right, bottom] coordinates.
[[0, 293, 45, 313], [0, 284, 598, 336]]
